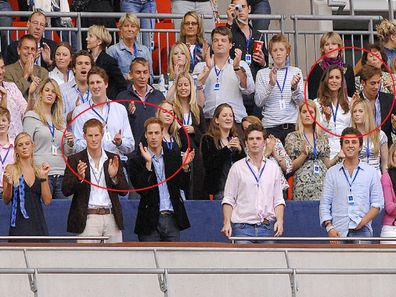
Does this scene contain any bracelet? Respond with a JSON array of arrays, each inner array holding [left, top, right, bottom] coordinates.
[[197, 85, 204, 91], [326, 224, 335, 233], [38, 178, 47, 183], [233, 67, 241, 72]]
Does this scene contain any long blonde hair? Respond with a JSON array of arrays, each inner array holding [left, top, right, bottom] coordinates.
[[34, 78, 65, 130], [155, 100, 181, 148], [319, 32, 344, 58], [296, 100, 323, 136], [172, 73, 200, 125], [11, 132, 41, 186], [168, 42, 191, 81], [351, 99, 380, 156]]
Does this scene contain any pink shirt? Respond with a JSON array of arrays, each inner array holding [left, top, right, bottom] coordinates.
[[0, 139, 14, 190], [381, 171, 396, 226], [222, 157, 285, 224], [3, 81, 27, 138]]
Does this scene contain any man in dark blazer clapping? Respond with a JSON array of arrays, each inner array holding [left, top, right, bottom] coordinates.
[[62, 118, 129, 243], [129, 117, 195, 242]]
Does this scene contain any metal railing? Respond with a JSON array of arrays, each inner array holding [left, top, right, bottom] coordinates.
[[0, 11, 386, 78]]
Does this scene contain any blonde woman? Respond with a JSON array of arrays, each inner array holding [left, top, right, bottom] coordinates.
[[308, 31, 356, 99], [155, 100, 182, 151], [179, 11, 206, 71], [376, 19, 396, 67], [164, 42, 191, 100], [285, 100, 336, 200], [23, 78, 74, 199], [107, 13, 153, 81], [351, 98, 388, 175], [3, 132, 52, 239], [86, 25, 127, 99]]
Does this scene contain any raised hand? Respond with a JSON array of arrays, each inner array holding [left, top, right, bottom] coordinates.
[[112, 129, 122, 146], [65, 131, 74, 147], [252, 47, 266, 67], [41, 42, 52, 64], [203, 40, 213, 69], [108, 155, 119, 179], [228, 136, 242, 151], [40, 162, 51, 177], [3, 166, 13, 185], [139, 142, 152, 163], [233, 48, 242, 69], [128, 101, 136, 114], [291, 72, 301, 91], [23, 56, 34, 80], [269, 67, 277, 86], [264, 134, 276, 157], [0, 85, 7, 108], [28, 75, 41, 96], [77, 160, 87, 180]]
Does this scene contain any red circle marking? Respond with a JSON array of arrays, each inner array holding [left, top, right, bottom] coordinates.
[[304, 45, 396, 138]]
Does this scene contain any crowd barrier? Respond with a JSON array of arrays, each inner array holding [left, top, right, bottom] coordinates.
[[0, 12, 384, 77], [0, 200, 384, 242]]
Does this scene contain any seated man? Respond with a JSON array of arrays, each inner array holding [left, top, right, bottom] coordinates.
[[5, 34, 48, 99], [129, 117, 194, 241], [4, 10, 57, 70], [62, 118, 129, 243], [320, 127, 384, 241], [221, 124, 285, 243]]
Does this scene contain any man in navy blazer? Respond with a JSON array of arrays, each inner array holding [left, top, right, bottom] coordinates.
[[129, 117, 194, 241]]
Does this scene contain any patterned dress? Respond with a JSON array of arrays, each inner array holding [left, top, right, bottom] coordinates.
[[285, 132, 330, 200]]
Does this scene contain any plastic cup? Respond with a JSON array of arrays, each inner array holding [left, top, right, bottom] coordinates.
[[254, 40, 264, 53]]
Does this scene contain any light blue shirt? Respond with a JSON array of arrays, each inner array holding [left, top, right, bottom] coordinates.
[[71, 99, 135, 161], [60, 79, 92, 122], [148, 148, 173, 212], [319, 160, 384, 237], [106, 39, 153, 83]]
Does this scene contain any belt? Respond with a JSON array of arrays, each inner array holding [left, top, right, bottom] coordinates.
[[273, 123, 295, 130], [159, 210, 174, 216], [87, 208, 112, 215], [261, 218, 270, 225]]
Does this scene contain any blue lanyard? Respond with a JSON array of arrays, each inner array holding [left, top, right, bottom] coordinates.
[[90, 100, 110, 125], [245, 158, 266, 186], [366, 137, 370, 160], [190, 45, 198, 67], [163, 136, 173, 150], [276, 67, 288, 95], [89, 163, 103, 185], [341, 166, 360, 193], [214, 66, 222, 82], [0, 145, 11, 166], [245, 29, 252, 49], [77, 88, 90, 104], [331, 102, 339, 126], [47, 122, 55, 142], [303, 132, 317, 160], [183, 112, 191, 125]]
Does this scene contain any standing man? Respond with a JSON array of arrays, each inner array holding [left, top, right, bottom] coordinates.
[[193, 26, 255, 124], [4, 34, 48, 99], [359, 64, 396, 147], [61, 50, 93, 123], [320, 127, 384, 240], [116, 57, 165, 154], [5, 10, 57, 70], [221, 124, 285, 243], [226, 0, 268, 116], [72, 66, 135, 164], [62, 118, 129, 243], [129, 117, 194, 241]]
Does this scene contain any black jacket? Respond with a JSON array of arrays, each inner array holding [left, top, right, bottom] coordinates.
[[129, 147, 191, 235], [62, 149, 129, 234], [95, 50, 127, 99], [5, 38, 58, 70]]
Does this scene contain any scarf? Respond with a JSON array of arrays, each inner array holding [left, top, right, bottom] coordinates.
[[321, 53, 345, 71]]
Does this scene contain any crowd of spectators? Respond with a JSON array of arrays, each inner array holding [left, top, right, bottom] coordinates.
[[0, 0, 396, 244]]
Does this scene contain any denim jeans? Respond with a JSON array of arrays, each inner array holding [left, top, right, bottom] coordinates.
[[232, 221, 275, 244], [120, 0, 156, 49], [346, 225, 373, 244], [0, 0, 12, 52], [48, 175, 68, 199], [250, 0, 271, 31], [138, 213, 180, 242]]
